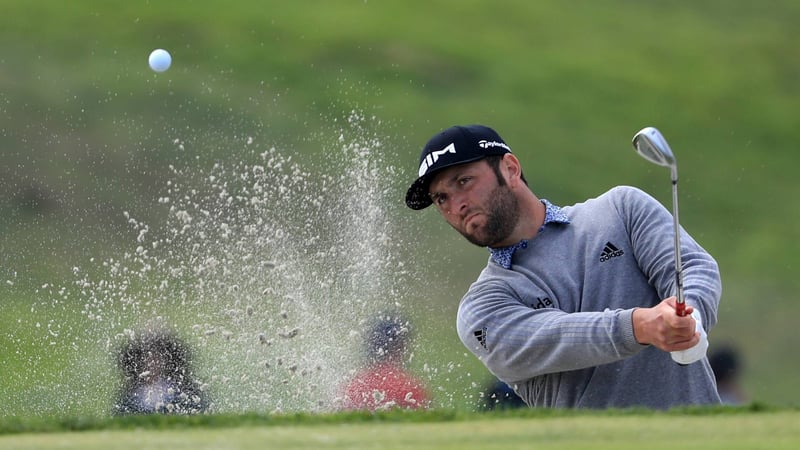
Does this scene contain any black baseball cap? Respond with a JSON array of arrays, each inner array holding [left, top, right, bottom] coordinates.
[[405, 125, 512, 210]]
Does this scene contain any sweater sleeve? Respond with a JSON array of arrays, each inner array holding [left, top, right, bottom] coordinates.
[[457, 279, 644, 383], [619, 186, 722, 329]]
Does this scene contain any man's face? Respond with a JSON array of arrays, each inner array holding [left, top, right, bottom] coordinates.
[[428, 159, 519, 247]]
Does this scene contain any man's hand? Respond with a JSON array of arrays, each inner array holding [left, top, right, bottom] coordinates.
[[632, 297, 699, 352]]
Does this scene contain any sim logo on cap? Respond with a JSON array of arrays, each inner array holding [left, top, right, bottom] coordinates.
[[418, 143, 456, 177]]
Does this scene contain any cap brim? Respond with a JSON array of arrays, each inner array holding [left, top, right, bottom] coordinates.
[[405, 175, 434, 210]]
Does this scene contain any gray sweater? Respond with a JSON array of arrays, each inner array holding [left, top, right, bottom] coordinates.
[[456, 186, 722, 409]]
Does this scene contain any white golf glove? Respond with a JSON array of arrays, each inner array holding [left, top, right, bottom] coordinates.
[[670, 309, 708, 365]]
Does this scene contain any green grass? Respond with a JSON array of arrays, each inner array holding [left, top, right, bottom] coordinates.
[[1, 0, 800, 417], [2, 407, 799, 449]]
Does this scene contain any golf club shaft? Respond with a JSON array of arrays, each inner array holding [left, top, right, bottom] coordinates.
[[670, 172, 686, 316], [632, 127, 686, 317]]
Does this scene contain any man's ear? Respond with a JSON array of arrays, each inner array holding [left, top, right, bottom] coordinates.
[[502, 154, 523, 187]]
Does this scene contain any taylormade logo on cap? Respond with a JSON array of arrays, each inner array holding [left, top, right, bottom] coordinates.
[[418, 143, 456, 177], [478, 140, 510, 151]]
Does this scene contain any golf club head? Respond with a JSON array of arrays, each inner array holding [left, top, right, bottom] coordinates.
[[632, 127, 676, 169]]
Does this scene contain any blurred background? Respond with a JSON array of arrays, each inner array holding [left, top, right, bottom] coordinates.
[[1, 0, 798, 417]]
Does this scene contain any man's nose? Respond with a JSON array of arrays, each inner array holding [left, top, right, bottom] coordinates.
[[447, 191, 469, 216]]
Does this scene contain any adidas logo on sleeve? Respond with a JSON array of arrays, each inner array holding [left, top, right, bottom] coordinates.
[[474, 327, 488, 349]]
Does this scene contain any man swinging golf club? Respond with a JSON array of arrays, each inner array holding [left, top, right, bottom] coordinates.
[[406, 124, 722, 408]]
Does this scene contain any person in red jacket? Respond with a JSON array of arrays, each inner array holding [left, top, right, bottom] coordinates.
[[339, 314, 431, 411]]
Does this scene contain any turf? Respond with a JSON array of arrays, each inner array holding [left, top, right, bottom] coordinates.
[[1, 407, 799, 450]]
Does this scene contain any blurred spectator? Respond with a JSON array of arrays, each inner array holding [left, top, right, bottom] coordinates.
[[709, 344, 748, 405], [478, 377, 526, 411], [113, 328, 209, 415], [339, 313, 431, 411]]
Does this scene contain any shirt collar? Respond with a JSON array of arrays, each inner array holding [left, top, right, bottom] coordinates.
[[488, 199, 570, 269]]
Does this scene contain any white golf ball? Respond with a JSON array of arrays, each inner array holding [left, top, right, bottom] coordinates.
[[148, 49, 172, 72]]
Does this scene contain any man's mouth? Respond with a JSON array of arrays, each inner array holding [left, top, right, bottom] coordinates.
[[464, 212, 481, 229]]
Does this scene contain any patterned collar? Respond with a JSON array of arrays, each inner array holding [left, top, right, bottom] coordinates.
[[488, 199, 570, 269]]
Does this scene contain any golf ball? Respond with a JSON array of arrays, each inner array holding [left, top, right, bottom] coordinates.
[[148, 49, 172, 72]]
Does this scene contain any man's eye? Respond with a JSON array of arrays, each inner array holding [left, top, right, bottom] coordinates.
[[434, 195, 447, 205], [459, 177, 472, 185]]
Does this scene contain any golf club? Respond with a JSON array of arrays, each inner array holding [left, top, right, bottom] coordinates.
[[632, 127, 686, 317]]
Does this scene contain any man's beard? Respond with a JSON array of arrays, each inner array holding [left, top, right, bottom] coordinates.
[[460, 184, 520, 247]]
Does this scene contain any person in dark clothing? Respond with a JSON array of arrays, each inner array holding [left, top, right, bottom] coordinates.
[[478, 377, 526, 411], [709, 344, 748, 405], [113, 329, 209, 415]]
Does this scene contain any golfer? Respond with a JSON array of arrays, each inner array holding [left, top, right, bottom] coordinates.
[[406, 124, 722, 408]]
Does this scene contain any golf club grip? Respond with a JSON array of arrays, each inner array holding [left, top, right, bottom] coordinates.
[[673, 299, 688, 365], [675, 300, 686, 317]]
